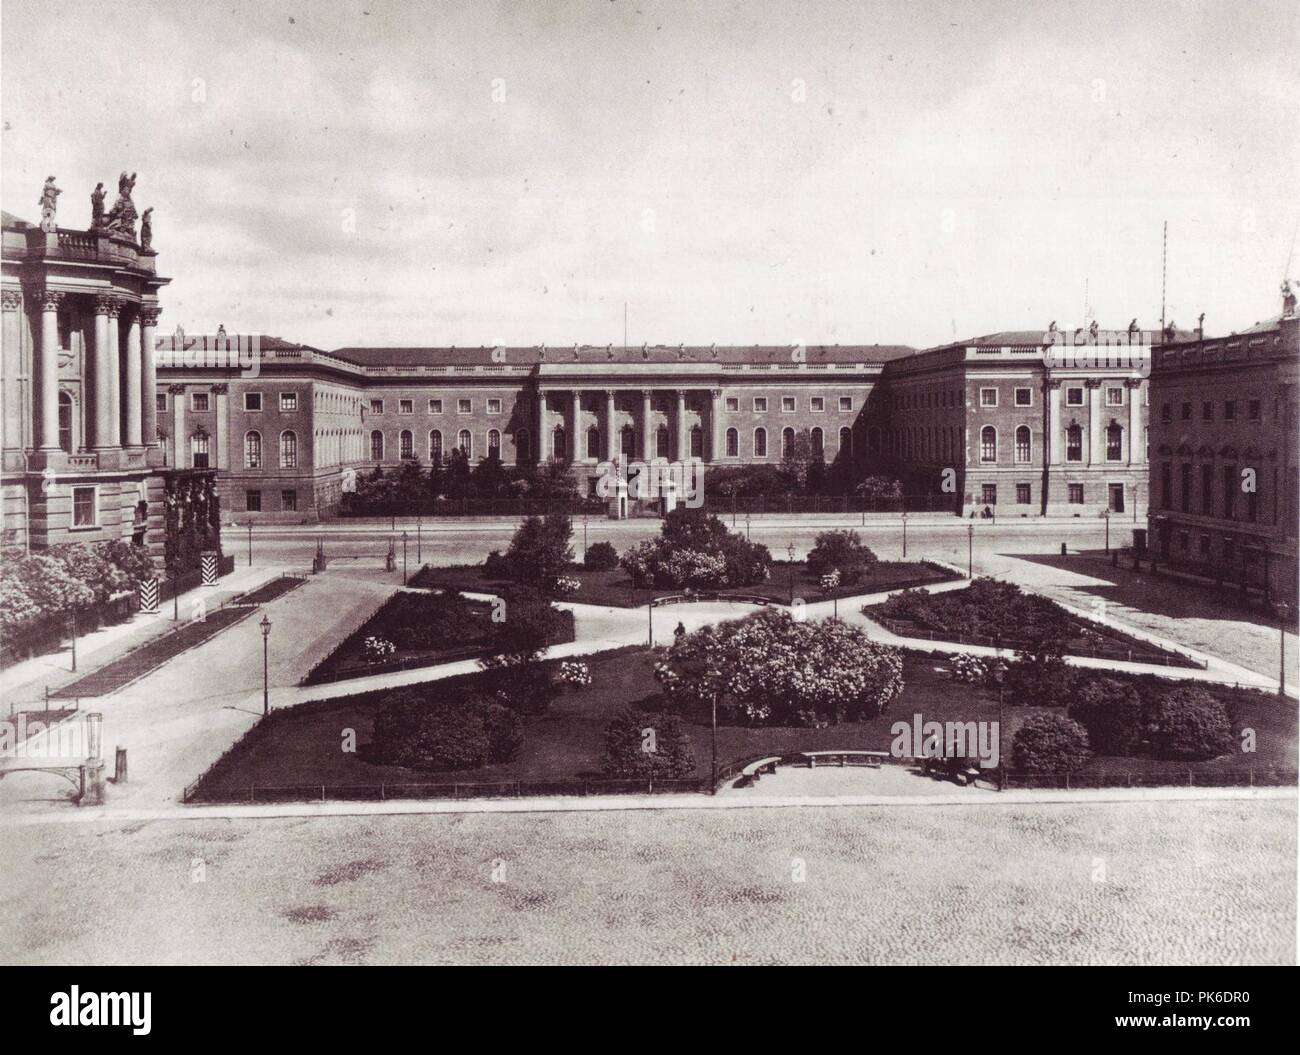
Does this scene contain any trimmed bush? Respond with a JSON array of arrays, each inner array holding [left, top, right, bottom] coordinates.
[[806, 530, 877, 586], [1003, 647, 1077, 708], [1150, 687, 1233, 761], [584, 541, 618, 570], [1070, 677, 1144, 756], [1011, 714, 1092, 772], [370, 692, 490, 770], [602, 709, 695, 778]]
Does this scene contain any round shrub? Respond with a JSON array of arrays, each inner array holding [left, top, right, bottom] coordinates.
[[602, 709, 695, 779], [371, 692, 489, 770], [1070, 677, 1144, 756], [584, 541, 618, 570], [807, 530, 877, 586], [1011, 714, 1092, 772], [1149, 687, 1233, 761]]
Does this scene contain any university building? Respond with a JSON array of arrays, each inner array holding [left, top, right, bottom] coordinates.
[[1147, 290, 1299, 601]]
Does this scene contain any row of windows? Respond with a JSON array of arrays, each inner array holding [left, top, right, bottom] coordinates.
[[726, 396, 854, 413], [1159, 398, 1263, 424], [1159, 462, 1264, 522], [160, 391, 299, 414], [975, 482, 1126, 508], [975, 424, 1126, 463], [369, 397, 503, 416], [245, 489, 298, 512]]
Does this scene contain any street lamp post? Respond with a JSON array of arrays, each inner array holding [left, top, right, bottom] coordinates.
[[902, 512, 908, 559], [1280, 602, 1290, 698], [260, 614, 272, 716], [247, 522, 253, 566], [647, 599, 654, 648], [69, 607, 77, 672], [1103, 509, 1110, 552], [745, 513, 751, 540], [787, 542, 796, 604], [416, 515, 422, 562], [707, 666, 720, 795], [402, 531, 409, 585], [967, 523, 974, 578], [583, 513, 589, 560]]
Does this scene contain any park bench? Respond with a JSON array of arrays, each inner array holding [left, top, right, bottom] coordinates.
[[735, 756, 783, 787], [801, 750, 889, 769]]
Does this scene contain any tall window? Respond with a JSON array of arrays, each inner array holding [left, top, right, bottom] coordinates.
[[370, 430, 384, 461], [459, 429, 473, 458], [690, 425, 703, 459], [839, 427, 852, 458], [190, 431, 210, 468], [655, 425, 669, 458], [244, 430, 262, 469], [782, 427, 796, 459], [515, 428, 529, 462], [552, 426, 565, 462], [1161, 463, 1172, 509], [72, 486, 96, 526], [586, 425, 600, 460], [980, 426, 996, 463], [1014, 425, 1031, 463], [754, 427, 768, 458], [1180, 464, 1192, 512], [810, 427, 823, 458], [58, 392, 73, 453], [489, 429, 501, 457], [1106, 424, 1122, 462], [430, 429, 443, 464], [1200, 464, 1213, 516], [725, 427, 738, 458], [1066, 425, 1082, 462], [399, 429, 414, 459], [1222, 465, 1236, 518], [280, 430, 297, 468], [620, 425, 635, 458]]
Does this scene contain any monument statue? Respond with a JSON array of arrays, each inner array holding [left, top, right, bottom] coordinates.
[[90, 182, 106, 228], [38, 176, 62, 232], [1282, 279, 1296, 319], [140, 208, 154, 251], [102, 171, 140, 238]]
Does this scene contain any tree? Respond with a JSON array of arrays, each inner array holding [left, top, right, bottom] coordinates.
[[1010, 714, 1092, 772], [806, 530, 878, 586], [1149, 687, 1233, 761], [502, 512, 574, 590], [479, 586, 563, 712], [584, 541, 618, 570], [602, 709, 695, 778], [1003, 646, 1077, 708], [1069, 677, 1144, 756]]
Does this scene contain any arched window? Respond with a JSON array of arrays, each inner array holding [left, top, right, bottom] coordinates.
[[655, 424, 669, 458], [782, 427, 796, 459], [399, 429, 414, 459], [280, 430, 297, 468], [1106, 423, 1123, 462], [244, 430, 262, 469], [839, 427, 852, 458], [980, 426, 997, 463], [551, 425, 565, 462], [458, 429, 473, 458], [515, 428, 530, 462], [488, 429, 501, 457], [58, 392, 73, 453], [725, 427, 739, 458], [1015, 425, 1031, 463], [370, 429, 384, 461], [620, 424, 636, 458], [190, 430, 210, 469], [754, 427, 768, 458], [1066, 424, 1083, 462], [430, 429, 443, 464], [690, 424, 703, 459], [810, 427, 824, 458], [586, 425, 600, 460]]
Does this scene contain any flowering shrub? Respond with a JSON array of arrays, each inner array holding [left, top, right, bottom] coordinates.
[[659, 549, 727, 589], [558, 660, 592, 687], [553, 576, 582, 597], [618, 508, 771, 589], [656, 608, 904, 727], [948, 652, 987, 684], [363, 636, 396, 663], [819, 570, 841, 594]]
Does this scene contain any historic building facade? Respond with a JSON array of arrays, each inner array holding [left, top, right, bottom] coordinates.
[[1, 177, 178, 558], [1147, 291, 1299, 601]]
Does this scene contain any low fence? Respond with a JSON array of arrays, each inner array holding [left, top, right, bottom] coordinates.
[[340, 497, 609, 518], [703, 494, 957, 516], [1003, 767, 1298, 789], [185, 775, 711, 804]]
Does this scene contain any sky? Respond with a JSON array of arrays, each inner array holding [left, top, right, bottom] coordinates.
[[2, 0, 1297, 350]]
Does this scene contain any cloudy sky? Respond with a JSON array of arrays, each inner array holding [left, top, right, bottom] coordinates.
[[3, 0, 1297, 350]]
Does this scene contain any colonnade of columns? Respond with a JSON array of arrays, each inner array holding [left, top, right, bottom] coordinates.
[[22, 289, 160, 455], [1043, 376, 1146, 467], [536, 387, 724, 463]]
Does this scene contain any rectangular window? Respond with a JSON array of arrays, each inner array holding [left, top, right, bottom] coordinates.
[[72, 486, 96, 527], [1066, 429, 1082, 462], [398, 399, 413, 415], [1106, 387, 1124, 407], [725, 397, 739, 412], [981, 484, 997, 506], [1199, 534, 1210, 556], [369, 399, 384, 414], [1223, 465, 1236, 518], [980, 388, 998, 408], [1181, 402, 1192, 421], [753, 397, 768, 412], [191, 392, 209, 412], [1248, 399, 1260, 421], [429, 399, 443, 414], [280, 392, 297, 412], [1161, 403, 1171, 423], [838, 396, 852, 411], [244, 392, 262, 412], [156, 393, 167, 413], [487, 398, 502, 415], [1202, 401, 1213, 421], [1068, 483, 1084, 504], [810, 397, 825, 412], [1180, 464, 1192, 513], [1223, 400, 1235, 421], [1014, 388, 1032, 407], [1161, 464, 1172, 509], [458, 398, 472, 414], [781, 396, 795, 412], [281, 490, 297, 512], [1201, 465, 1213, 516], [1065, 387, 1084, 407], [1016, 483, 1031, 504], [58, 312, 74, 350], [246, 490, 262, 512]]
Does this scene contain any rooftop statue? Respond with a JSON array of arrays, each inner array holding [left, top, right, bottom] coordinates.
[[140, 207, 154, 251], [38, 176, 61, 232], [90, 182, 106, 228], [1282, 279, 1296, 319], [103, 171, 140, 238]]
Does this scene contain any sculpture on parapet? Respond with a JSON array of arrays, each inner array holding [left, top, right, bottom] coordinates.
[[140, 208, 154, 251], [38, 176, 61, 232], [1283, 279, 1296, 319], [90, 182, 106, 228], [102, 171, 139, 238]]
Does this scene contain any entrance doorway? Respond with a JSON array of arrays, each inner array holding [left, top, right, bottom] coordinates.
[[1108, 483, 1125, 513]]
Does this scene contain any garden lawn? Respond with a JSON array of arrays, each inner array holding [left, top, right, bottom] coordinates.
[[410, 560, 956, 608], [189, 646, 1298, 800]]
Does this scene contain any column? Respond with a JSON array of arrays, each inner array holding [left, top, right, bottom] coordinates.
[[536, 388, 548, 462], [104, 297, 122, 448], [123, 308, 143, 447], [710, 389, 723, 462], [1, 291, 22, 452], [1126, 379, 1143, 465], [92, 296, 113, 448], [640, 389, 652, 460], [169, 385, 185, 466], [675, 389, 687, 461], [604, 389, 616, 460], [569, 389, 580, 462], [36, 290, 63, 450], [140, 306, 160, 447], [1086, 379, 1102, 465], [1046, 380, 1062, 464], [213, 384, 229, 469]]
